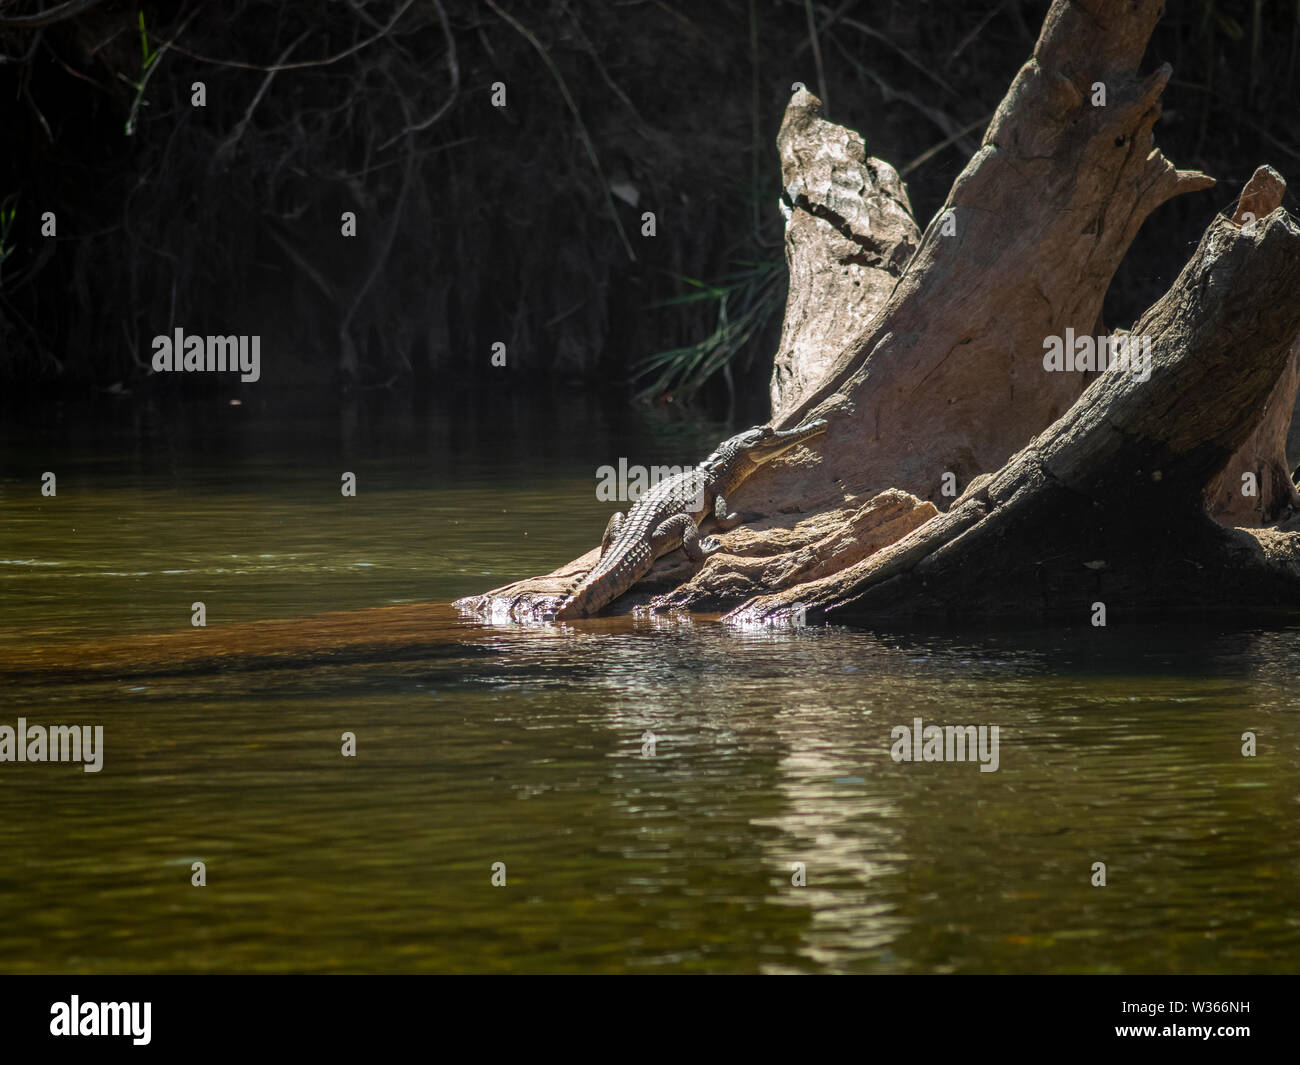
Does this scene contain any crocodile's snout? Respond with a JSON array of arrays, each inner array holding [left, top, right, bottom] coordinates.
[[749, 418, 828, 463]]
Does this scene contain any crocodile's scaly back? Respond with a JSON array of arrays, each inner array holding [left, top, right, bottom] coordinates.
[[554, 468, 709, 619], [550, 420, 828, 619]]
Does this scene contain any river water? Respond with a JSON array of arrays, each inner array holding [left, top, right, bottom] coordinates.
[[1, 393, 1297, 973]]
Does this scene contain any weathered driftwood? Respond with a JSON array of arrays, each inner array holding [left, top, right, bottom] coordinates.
[[1204, 166, 1300, 527], [732, 203, 1300, 624], [460, 0, 1300, 626], [768, 89, 920, 421]]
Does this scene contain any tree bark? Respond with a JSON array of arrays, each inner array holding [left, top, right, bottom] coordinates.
[[459, 0, 1300, 626], [1204, 166, 1300, 528], [731, 204, 1300, 625]]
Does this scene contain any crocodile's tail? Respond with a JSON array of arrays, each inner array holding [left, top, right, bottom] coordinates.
[[548, 540, 641, 620], [546, 574, 593, 620], [550, 557, 627, 619]]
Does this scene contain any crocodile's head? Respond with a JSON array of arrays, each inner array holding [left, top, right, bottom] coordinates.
[[702, 418, 829, 472]]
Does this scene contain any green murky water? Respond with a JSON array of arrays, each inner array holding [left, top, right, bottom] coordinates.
[[1, 395, 1297, 973]]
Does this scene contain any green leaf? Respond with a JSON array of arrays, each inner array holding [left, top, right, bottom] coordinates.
[[138, 10, 156, 68]]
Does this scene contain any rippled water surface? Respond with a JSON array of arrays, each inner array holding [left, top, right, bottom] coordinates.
[[1, 396, 1298, 973]]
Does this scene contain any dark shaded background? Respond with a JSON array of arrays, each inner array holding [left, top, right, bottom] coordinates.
[[2, 0, 1298, 423]]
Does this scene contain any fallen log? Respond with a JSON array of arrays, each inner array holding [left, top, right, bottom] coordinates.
[[731, 199, 1300, 625], [459, 0, 1300, 626]]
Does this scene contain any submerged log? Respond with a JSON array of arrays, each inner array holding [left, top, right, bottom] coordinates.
[[460, 0, 1300, 626]]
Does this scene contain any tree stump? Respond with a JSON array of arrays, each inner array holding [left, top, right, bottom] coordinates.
[[459, 0, 1300, 627]]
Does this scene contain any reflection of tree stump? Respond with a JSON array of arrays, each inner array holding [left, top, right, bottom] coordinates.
[[460, 0, 1300, 625]]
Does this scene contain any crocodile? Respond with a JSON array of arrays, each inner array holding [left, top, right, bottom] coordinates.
[[549, 419, 829, 620]]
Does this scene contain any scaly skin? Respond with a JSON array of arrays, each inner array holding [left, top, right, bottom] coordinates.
[[550, 420, 828, 619]]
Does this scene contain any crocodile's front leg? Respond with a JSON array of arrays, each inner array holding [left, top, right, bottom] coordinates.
[[600, 511, 625, 558], [652, 513, 722, 563]]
